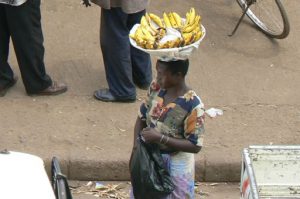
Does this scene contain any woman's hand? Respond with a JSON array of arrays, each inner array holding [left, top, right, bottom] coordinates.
[[141, 127, 161, 144], [81, 0, 91, 7]]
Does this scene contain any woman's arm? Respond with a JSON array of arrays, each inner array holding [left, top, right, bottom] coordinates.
[[141, 127, 201, 153], [163, 136, 201, 153]]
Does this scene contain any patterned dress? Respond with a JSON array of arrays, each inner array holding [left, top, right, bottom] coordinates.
[[134, 81, 205, 199]]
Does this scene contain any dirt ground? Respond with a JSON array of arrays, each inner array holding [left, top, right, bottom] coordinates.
[[70, 181, 240, 199], [0, 0, 299, 183]]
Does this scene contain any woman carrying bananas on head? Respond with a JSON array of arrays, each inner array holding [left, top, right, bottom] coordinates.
[[82, 0, 152, 102], [130, 58, 205, 199]]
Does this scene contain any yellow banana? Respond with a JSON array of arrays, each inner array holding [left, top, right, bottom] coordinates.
[[145, 13, 156, 31], [189, 8, 196, 25], [129, 33, 136, 40], [168, 13, 178, 28], [172, 12, 182, 28], [134, 27, 147, 47], [182, 32, 195, 45], [145, 13, 151, 23], [146, 13, 161, 34], [141, 16, 157, 36], [141, 27, 155, 42], [158, 41, 166, 49], [185, 12, 190, 26], [145, 40, 155, 49], [183, 8, 199, 30], [163, 12, 172, 28], [141, 16, 149, 27], [182, 15, 200, 33], [135, 37, 144, 45], [135, 26, 149, 42], [149, 13, 164, 28], [191, 25, 201, 35], [194, 30, 202, 42], [134, 25, 157, 48], [157, 44, 163, 49], [134, 26, 143, 39], [137, 39, 146, 48]]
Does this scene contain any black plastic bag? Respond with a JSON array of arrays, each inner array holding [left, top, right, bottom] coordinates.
[[130, 138, 174, 199]]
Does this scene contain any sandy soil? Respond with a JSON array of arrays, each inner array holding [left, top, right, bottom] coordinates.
[[0, 0, 299, 183]]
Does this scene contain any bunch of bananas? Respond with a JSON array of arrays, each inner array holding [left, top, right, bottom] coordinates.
[[129, 13, 165, 49], [181, 8, 203, 46], [130, 8, 203, 49]]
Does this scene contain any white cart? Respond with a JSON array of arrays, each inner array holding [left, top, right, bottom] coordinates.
[[0, 150, 72, 199], [240, 145, 300, 199]]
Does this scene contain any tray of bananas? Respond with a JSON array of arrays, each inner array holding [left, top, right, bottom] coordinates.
[[129, 8, 206, 60]]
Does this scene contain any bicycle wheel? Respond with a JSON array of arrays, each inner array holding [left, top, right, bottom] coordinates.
[[236, 0, 290, 39], [52, 157, 73, 199]]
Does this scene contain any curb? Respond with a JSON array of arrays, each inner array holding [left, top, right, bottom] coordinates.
[[44, 156, 241, 182]]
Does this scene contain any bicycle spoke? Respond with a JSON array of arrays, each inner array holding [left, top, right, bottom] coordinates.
[[251, 0, 284, 33]]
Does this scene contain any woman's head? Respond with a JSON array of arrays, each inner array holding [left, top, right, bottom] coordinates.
[[156, 59, 189, 89]]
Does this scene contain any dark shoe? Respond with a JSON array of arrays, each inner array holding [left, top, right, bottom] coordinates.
[[136, 83, 150, 90], [94, 88, 136, 103], [31, 81, 67, 96], [0, 76, 18, 97], [133, 79, 150, 90]]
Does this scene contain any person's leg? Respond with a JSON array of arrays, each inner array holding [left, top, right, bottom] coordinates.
[[127, 10, 152, 90], [0, 5, 18, 96], [0, 5, 15, 85], [98, 7, 136, 100], [5, 0, 56, 94]]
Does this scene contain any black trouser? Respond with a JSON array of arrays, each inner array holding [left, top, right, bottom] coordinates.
[[0, 0, 52, 94], [100, 8, 152, 99]]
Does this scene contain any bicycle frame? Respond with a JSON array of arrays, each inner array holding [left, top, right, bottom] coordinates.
[[229, 0, 256, 36]]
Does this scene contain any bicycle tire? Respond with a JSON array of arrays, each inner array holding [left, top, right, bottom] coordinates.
[[236, 0, 290, 39], [51, 157, 71, 199]]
